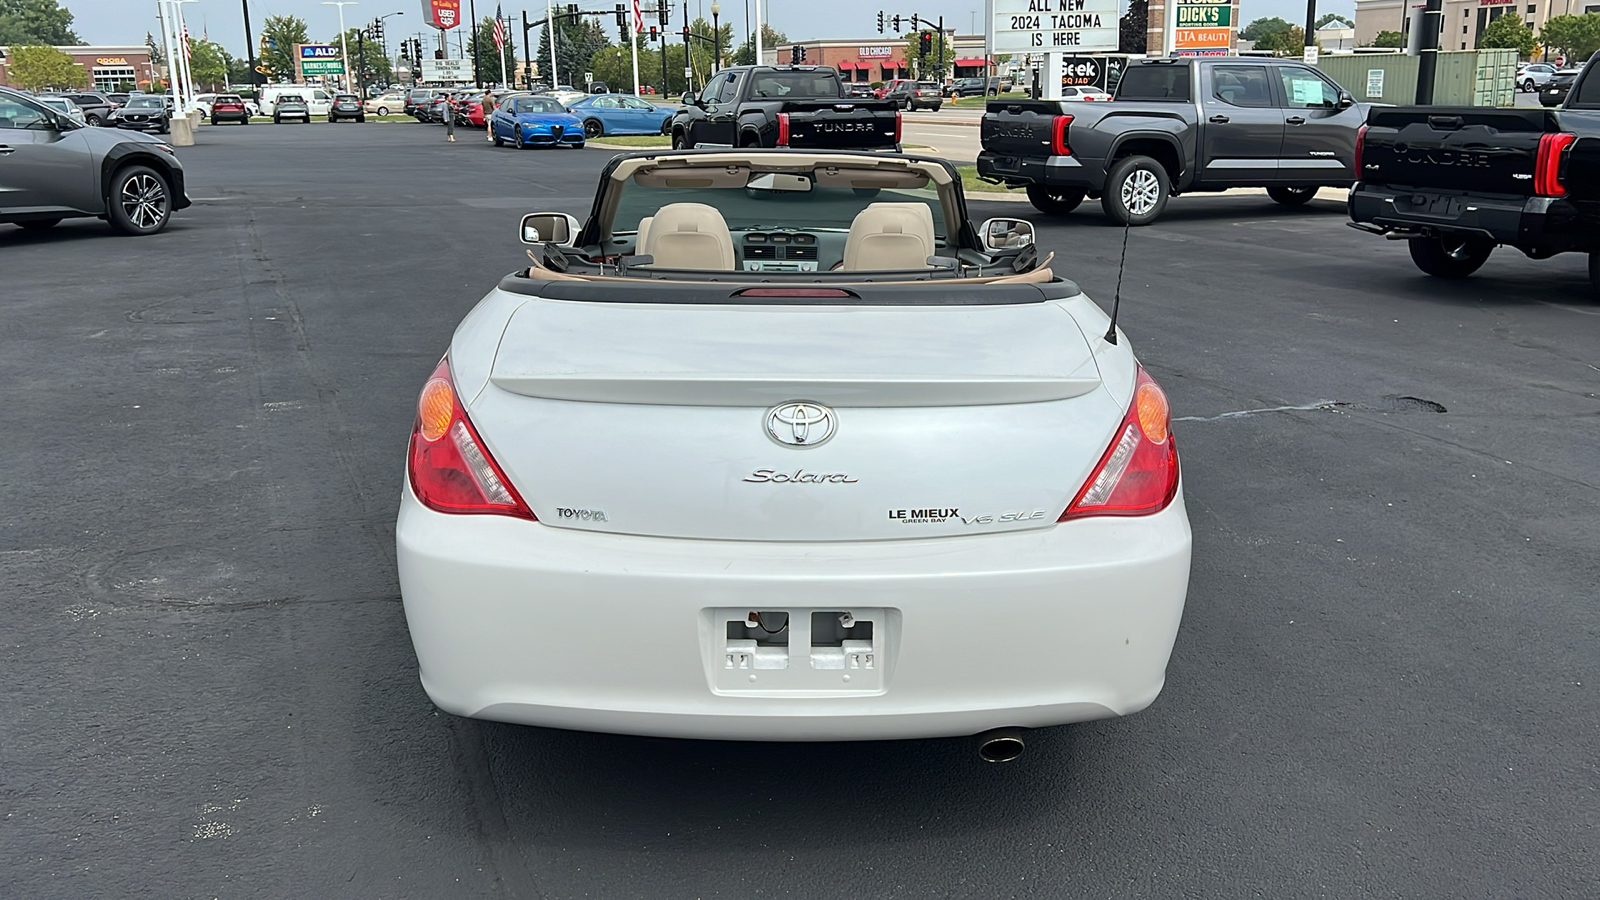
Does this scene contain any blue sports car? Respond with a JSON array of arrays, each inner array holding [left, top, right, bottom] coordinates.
[[567, 94, 673, 138], [491, 95, 585, 149]]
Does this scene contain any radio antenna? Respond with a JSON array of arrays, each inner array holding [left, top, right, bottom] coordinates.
[[1103, 218, 1132, 345]]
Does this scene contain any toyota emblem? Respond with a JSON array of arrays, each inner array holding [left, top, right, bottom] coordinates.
[[765, 402, 836, 448]]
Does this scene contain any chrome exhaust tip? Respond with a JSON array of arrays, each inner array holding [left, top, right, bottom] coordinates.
[[975, 727, 1026, 763]]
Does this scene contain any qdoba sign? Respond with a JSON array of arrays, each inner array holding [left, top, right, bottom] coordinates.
[[993, 0, 1118, 54], [422, 0, 463, 30]]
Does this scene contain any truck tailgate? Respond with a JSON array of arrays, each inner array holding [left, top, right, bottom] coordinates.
[[980, 100, 1062, 156], [784, 102, 899, 150], [1361, 107, 1557, 195]]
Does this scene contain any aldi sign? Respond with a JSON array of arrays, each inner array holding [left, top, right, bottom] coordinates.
[[297, 44, 345, 76]]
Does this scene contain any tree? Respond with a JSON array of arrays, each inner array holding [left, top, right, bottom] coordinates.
[[897, 29, 955, 80], [467, 16, 518, 86], [1120, 0, 1147, 54], [535, 12, 609, 88], [1316, 13, 1354, 29], [1480, 14, 1537, 58], [188, 39, 230, 91], [733, 23, 786, 66], [336, 27, 395, 88], [146, 31, 164, 66], [1241, 17, 1294, 44], [1540, 14, 1600, 64], [226, 55, 254, 86], [1367, 30, 1405, 49], [260, 15, 309, 83], [6, 44, 86, 90], [0, 0, 80, 46]]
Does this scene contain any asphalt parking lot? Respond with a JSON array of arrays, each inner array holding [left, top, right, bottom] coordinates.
[[4, 123, 1597, 899]]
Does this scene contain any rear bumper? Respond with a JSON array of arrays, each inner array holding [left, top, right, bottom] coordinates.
[[977, 150, 1103, 190], [396, 486, 1192, 742], [1348, 183, 1593, 252]]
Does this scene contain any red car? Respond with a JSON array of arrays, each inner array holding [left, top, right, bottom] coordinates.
[[463, 94, 488, 127], [210, 94, 249, 125]]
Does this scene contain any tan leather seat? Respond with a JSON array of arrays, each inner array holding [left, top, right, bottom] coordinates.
[[640, 203, 735, 270], [634, 216, 654, 253], [843, 202, 937, 270]]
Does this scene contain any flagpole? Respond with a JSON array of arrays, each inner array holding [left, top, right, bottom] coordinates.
[[498, 10, 510, 86], [630, 10, 641, 96], [546, 0, 558, 87]]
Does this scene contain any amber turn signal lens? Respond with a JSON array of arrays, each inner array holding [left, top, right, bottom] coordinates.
[[1134, 381, 1170, 444], [418, 378, 455, 443]]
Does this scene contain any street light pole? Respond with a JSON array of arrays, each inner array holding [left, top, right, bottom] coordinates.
[[711, 1, 721, 70], [242, 0, 259, 93], [323, 1, 358, 91]]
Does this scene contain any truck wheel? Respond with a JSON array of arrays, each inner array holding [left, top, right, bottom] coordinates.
[[671, 130, 687, 149], [1408, 235, 1492, 279], [1101, 155, 1169, 226], [1026, 185, 1085, 215], [1267, 186, 1317, 206]]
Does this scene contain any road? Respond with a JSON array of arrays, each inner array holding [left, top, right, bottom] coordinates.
[[3, 123, 1597, 899]]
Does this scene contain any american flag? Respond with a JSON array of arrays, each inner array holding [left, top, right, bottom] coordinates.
[[182, 23, 192, 59], [492, 4, 506, 50], [631, 0, 643, 32]]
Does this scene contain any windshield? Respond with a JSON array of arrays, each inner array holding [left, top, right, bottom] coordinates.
[[612, 169, 948, 239], [511, 97, 565, 113], [279, 95, 305, 103], [748, 71, 840, 98], [127, 97, 163, 108]]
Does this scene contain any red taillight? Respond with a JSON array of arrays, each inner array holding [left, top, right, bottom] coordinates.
[[777, 112, 790, 146], [1354, 124, 1367, 178], [1059, 366, 1179, 522], [407, 358, 535, 520], [894, 110, 903, 143], [1535, 131, 1575, 197], [1050, 114, 1073, 156]]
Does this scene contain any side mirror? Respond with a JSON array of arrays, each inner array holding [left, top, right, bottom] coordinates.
[[1337, 91, 1355, 110], [681, 92, 697, 106], [520, 212, 582, 246], [979, 217, 1035, 253]]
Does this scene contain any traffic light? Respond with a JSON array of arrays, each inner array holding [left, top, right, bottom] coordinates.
[[892, 15, 901, 31], [790, 45, 800, 64], [911, 14, 920, 30], [566, 3, 579, 23], [877, 11, 884, 34], [615, 3, 627, 26], [658, 0, 670, 27], [649, 25, 658, 41], [371, 18, 384, 41], [919, 32, 932, 55]]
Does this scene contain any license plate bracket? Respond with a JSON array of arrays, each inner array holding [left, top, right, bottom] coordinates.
[[706, 607, 890, 695]]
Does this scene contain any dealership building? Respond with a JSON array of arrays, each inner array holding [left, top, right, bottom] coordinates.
[[1354, 0, 1598, 52], [771, 33, 994, 82], [0, 45, 155, 92]]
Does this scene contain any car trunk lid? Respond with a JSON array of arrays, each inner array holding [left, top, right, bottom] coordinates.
[[467, 290, 1121, 541]]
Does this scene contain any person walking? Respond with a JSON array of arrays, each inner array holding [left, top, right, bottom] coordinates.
[[482, 89, 497, 142], [442, 92, 457, 142]]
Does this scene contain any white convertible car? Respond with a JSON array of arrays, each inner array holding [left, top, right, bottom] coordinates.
[[396, 150, 1191, 760]]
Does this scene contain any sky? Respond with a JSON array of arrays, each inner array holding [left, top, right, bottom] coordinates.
[[63, 0, 1356, 59]]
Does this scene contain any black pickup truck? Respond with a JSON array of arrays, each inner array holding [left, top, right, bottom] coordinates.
[[978, 57, 1364, 225], [1349, 53, 1600, 286], [669, 65, 901, 151]]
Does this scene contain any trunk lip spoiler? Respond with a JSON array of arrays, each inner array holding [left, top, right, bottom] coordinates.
[[486, 373, 1104, 407]]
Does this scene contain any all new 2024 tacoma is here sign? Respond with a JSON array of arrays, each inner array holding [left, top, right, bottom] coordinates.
[[993, 0, 1118, 53]]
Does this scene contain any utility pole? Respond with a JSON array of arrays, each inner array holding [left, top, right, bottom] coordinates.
[[242, 0, 259, 94], [1414, 0, 1442, 103], [522, 9, 532, 87], [546, 0, 558, 88], [1303, 0, 1318, 63], [469, 0, 481, 87]]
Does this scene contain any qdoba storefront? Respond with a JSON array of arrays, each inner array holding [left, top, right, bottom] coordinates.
[[0, 46, 154, 92]]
